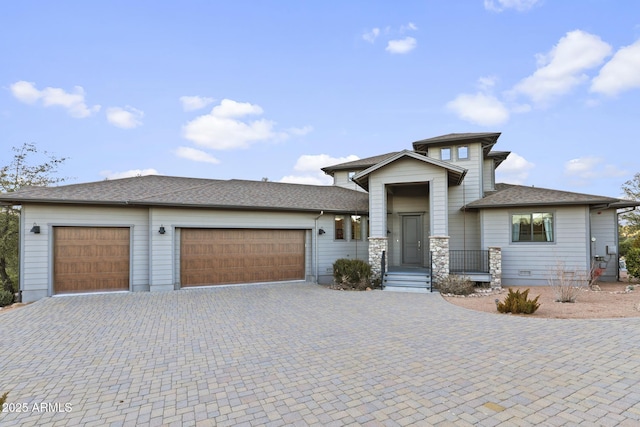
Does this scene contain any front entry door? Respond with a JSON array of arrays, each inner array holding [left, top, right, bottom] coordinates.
[[402, 215, 422, 265]]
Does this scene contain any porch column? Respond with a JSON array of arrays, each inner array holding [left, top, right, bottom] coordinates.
[[368, 237, 388, 284], [489, 246, 502, 290], [429, 235, 449, 285]]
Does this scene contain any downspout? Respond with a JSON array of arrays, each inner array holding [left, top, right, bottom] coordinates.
[[314, 211, 324, 283], [17, 205, 23, 302]]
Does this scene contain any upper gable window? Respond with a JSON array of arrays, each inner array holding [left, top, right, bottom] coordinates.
[[348, 171, 356, 181], [441, 148, 451, 161], [457, 146, 469, 160]]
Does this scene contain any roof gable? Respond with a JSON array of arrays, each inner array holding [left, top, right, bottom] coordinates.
[[352, 150, 467, 191]]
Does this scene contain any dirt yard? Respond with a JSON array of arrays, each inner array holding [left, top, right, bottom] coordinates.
[[442, 281, 640, 319]]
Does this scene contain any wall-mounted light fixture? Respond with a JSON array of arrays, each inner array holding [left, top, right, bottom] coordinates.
[[30, 223, 41, 234], [159, 225, 166, 235], [318, 228, 326, 235]]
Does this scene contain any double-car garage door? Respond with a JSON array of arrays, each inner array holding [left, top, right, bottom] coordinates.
[[180, 228, 305, 287], [52, 226, 305, 294]]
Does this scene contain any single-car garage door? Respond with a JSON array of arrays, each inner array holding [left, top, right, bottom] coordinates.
[[53, 227, 130, 294], [180, 228, 305, 287]]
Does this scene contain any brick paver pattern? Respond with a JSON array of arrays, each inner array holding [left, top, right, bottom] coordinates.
[[1, 283, 639, 426]]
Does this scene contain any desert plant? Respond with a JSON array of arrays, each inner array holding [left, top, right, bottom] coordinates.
[[332, 258, 372, 290], [547, 262, 589, 302], [437, 275, 474, 295], [0, 289, 14, 307], [496, 288, 540, 314]]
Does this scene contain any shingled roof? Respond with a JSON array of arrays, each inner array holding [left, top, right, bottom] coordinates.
[[321, 152, 399, 175], [412, 132, 501, 154], [464, 183, 639, 209], [0, 175, 369, 213]]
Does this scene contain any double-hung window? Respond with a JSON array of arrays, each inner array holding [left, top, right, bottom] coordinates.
[[512, 212, 554, 242]]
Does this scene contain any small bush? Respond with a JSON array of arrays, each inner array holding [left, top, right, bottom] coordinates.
[[437, 275, 475, 295], [496, 288, 540, 314], [547, 261, 589, 302], [332, 259, 372, 291], [627, 247, 640, 280], [0, 391, 8, 407], [0, 289, 14, 307]]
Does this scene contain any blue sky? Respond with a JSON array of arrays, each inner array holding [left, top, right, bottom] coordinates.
[[2, 0, 639, 198]]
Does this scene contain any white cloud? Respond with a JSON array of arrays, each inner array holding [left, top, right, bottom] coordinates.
[[9, 80, 101, 118], [495, 153, 535, 184], [477, 75, 498, 91], [182, 98, 302, 150], [279, 154, 360, 185], [362, 27, 380, 43], [484, 0, 540, 12], [294, 154, 360, 172], [446, 93, 509, 126], [175, 146, 220, 164], [511, 30, 612, 105], [287, 125, 314, 136], [100, 168, 159, 180], [106, 106, 144, 129], [386, 37, 417, 54], [564, 156, 627, 182], [180, 95, 215, 111], [9, 81, 41, 104], [591, 39, 640, 96], [400, 22, 418, 33]]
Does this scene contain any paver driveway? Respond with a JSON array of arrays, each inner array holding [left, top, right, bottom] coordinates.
[[1, 283, 640, 426]]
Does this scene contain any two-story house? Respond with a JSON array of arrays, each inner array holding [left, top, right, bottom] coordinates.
[[2, 132, 637, 302]]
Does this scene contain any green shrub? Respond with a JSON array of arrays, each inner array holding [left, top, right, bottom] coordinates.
[[437, 275, 474, 295], [332, 258, 372, 290], [0, 391, 8, 407], [496, 288, 540, 314], [627, 247, 640, 280], [0, 289, 14, 307]]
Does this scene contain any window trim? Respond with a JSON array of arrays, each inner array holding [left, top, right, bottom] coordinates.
[[457, 145, 469, 160], [510, 211, 555, 244], [441, 147, 451, 161]]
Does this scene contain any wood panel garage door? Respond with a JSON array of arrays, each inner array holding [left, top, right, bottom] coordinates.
[[53, 227, 130, 294], [181, 228, 305, 287]]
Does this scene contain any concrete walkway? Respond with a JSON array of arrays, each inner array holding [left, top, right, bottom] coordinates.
[[1, 283, 639, 426]]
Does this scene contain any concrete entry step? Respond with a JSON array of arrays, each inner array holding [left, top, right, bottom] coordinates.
[[383, 270, 432, 292]]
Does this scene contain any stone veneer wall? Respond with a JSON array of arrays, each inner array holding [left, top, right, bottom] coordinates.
[[368, 237, 388, 282], [489, 246, 502, 289], [429, 236, 449, 286]]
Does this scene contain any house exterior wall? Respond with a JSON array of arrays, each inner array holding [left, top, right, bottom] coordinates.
[[19, 204, 149, 302], [480, 206, 591, 285], [482, 159, 495, 193], [589, 208, 619, 282], [149, 208, 367, 289], [19, 204, 368, 301], [446, 143, 483, 251], [332, 171, 366, 192]]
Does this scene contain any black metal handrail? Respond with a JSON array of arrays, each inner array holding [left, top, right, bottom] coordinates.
[[380, 250, 386, 289], [449, 250, 489, 273]]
